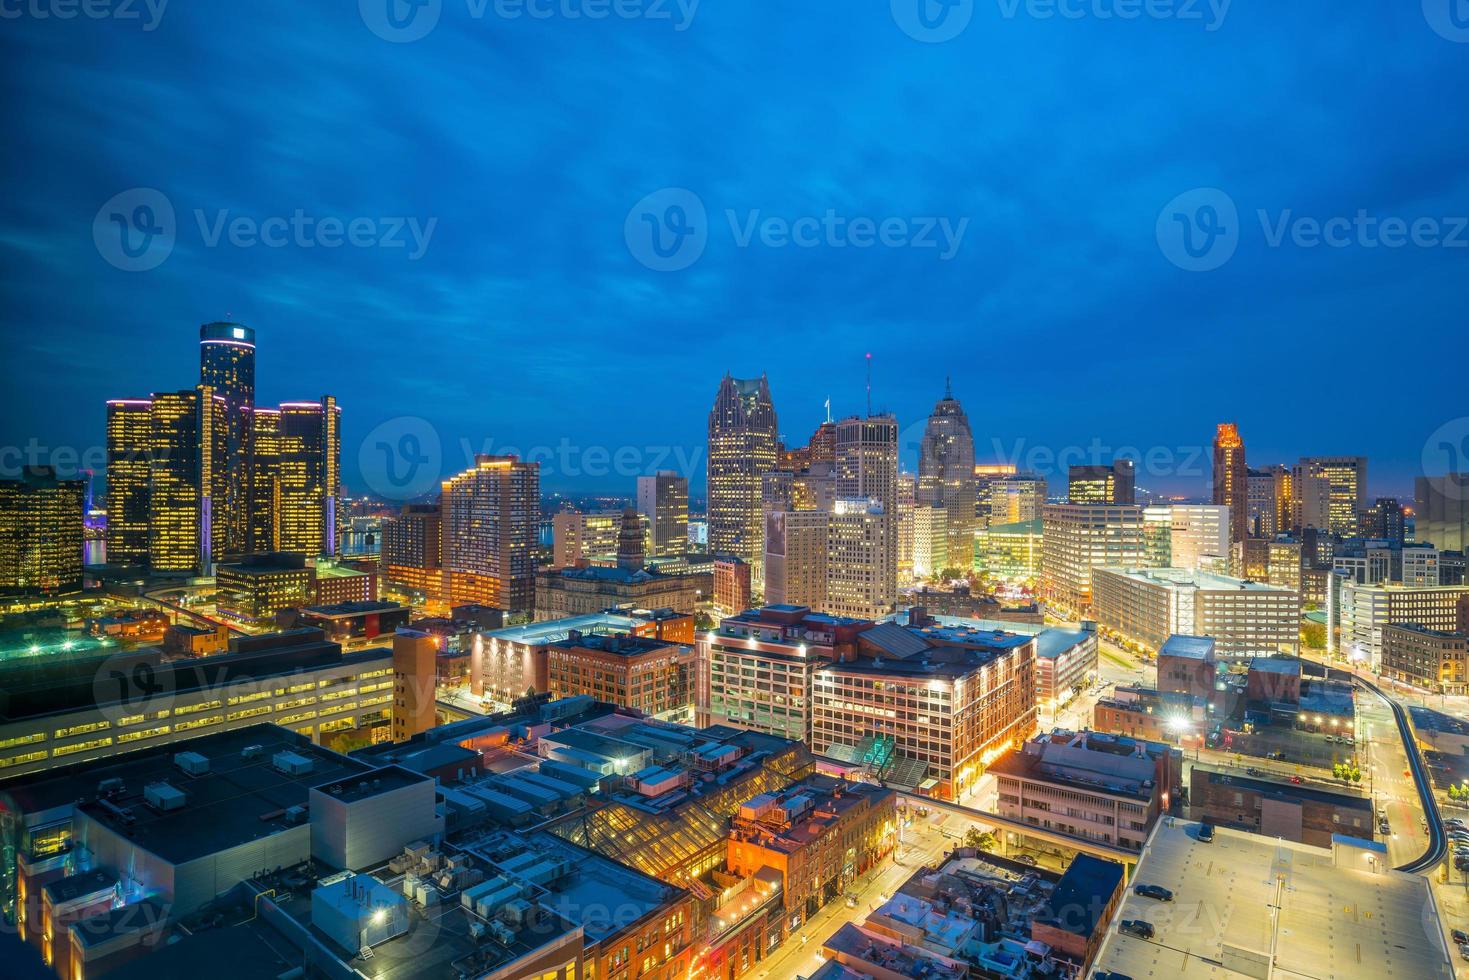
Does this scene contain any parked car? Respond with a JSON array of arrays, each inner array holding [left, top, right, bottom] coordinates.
[[1198, 823, 1215, 843], [1134, 884, 1174, 901], [1451, 929, 1468, 946], [1094, 973, 1134, 980], [1015, 854, 1038, 866], [1246, 767, 1263, 776], [1458, 943, 1469, 963], [1120, 920, 1155, 940], [1445, 818, 1466, 828], [1289, 775, 1303, 784]]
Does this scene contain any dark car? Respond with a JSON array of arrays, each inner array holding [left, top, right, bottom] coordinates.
[[1198, 823, 1215, 842], [1120, 920, 1155, 940], [1458, 943, 1469, 963], [1246, 767, 1263, 776], [1015, 854, 1039, 866], [1452, 929, 1469, 946], [1094, 973, 1135, 980], [1134, 884, 1174, 901]]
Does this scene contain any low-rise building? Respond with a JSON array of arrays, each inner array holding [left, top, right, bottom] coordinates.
[[1092, 685, 1207, 743], [1156, 634, 1218, 700], [534, 563, 707, 622], [992, 730, 1180, 853], [1034, 626, 1098, 707], [1247, 656, 1303, 704], [215, 552, 312, 623], [1338, 580, 1469, 669], [1187, 766, 1373, 846], [713, 556, 753, 616], [727, 776, 896, 930], [297, 599, 411, 642], [545, 631, 695, 721], [1382, 622, 1468, 694]]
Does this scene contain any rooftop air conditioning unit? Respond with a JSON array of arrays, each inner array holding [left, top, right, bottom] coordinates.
[[144, 782, 187, 812]]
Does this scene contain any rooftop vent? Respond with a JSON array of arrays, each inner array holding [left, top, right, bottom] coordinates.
[[175, 751, 210, 776], [144, 782, 187, 812]]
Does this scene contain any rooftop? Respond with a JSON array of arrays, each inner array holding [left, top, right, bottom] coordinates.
[[1160, 634, 1216, 661], [1102, 567, 1297, 593], [1035, 628, 1092, 660], [2, 724, 373, 864], [480, 611, 662, 646], [1038, 853, 1124, 938], [1249, 656, 1302, 676], [1092, 819, 1452, 980], [1192, 765, 1371, 811]]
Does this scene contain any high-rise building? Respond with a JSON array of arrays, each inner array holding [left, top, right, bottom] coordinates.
[[917, 381, 976, 564], [636, 470, 688, 558], [1360, 496, 1406, 545], [834, 414, 899, 615], [1416, 474, 1469, 552], [1040, 504, 1147, 614], [1068, 460, 1135, 506], [987, 473, 1048, 526], [381, 503, 442, 598], [247, 398, 342, 556], [0, 467, 84, 597], [1247, 465, 1287, 538], [147, 386, 228, 574], [763, 509, 829, 607], [1294, 456, 1367, 536], [440, 454, 539, 614], [707, 374, 779, 591], [198, 322, 256, 554], [1212, 423, 1248, 543], [103, 398, 153, 564], [1163, 504, 1230, 571]]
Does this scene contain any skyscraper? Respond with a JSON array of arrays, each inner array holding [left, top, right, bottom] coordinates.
[[833, 414, 899, 615], [917, 381, 976, 566], [440, 454, 539, 614], [1416, 474, 1469, 553], [1068, 461, 1136, 506], [104, 398, 153, 564], [707, 374, 778, 589], [1294, 456, 1367, 536], [636, 470, 688, 558], [148, 386, 228, 574], [199, 322, 256, 554], [0, 467, 84, 596], [245, 398, 342, 556], [1212, 423, 1248, 543]]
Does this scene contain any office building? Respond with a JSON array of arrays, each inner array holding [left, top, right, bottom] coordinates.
[[974, 518, 1043, 582], [707, 373, 779, 591], [762, 509, 830, 608], [103, 399, 153, 565], [0, 467, 84, 597], [1093, 567, 1300, 659], [636, 470, 688, 559], [246, 398, 342, 556], [992, 730, 1180, 852], [1158, 503, 1230, 570], [1294, 456, 1368, 536], [1212, 423, 1248, 543], [0, 629, 397, 778], [1040, 504, 1147, 614], [1247, 464, 1287, 538], [215, 551, 313, 622], [1035, 626, 1098, 708], [440, 455, 539, 615], [985, 472, 1047, 527], [910, 504, 949, 578], [544, 631, 695, 720], [391, 627, 438, 741], [1416, 473, 1469, 552], [551, 507, 648, 568], [812, 615, 1038, 800], [1361, 496, 1406, 544], [1381, 623, 1468, 695], [1338, 580, 1469, 669], [535, 562, 705, 621], [713, 554, 753, 617], [143, 387, 229, 574], [198, 321, 256, 555], [916, 382, 976, 563], [1156, 634, 1217, 698], [1068, 460, 1135, 506]]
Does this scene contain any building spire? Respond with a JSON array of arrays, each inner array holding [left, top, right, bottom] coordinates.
[[944, 375, 952, 400]]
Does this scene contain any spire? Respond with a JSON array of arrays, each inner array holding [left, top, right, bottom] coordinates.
[[944, 376, 952, 400]]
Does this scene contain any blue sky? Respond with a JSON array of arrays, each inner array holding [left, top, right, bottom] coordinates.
[[2, 2, 1467, 501]]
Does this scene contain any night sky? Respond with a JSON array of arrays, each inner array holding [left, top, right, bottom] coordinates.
[[2, 3, 1467, 501]]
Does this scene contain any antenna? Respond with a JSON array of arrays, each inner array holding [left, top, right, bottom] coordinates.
[[865, 353, 872, 418]]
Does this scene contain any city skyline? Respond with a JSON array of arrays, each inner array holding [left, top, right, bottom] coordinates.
[[5, 8, 1469, 498]]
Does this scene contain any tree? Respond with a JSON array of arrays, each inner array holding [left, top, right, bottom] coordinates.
[[1301, 622, 1326, 650], [328, 731, 372, 755], [940, 567, 965, 583], [963, 828, 998, 852]]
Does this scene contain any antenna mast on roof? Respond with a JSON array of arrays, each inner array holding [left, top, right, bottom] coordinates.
[[865, 352, 872, 417]]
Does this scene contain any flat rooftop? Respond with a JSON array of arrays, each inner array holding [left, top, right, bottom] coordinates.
[[2, 724, 373, 864], [1161, 634, 1216, 661], [1104, 567, 1297, 593], [1035, 627, 1092, 660], [1092, 819, 1452, 980], [479, 611, 652, 645]]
